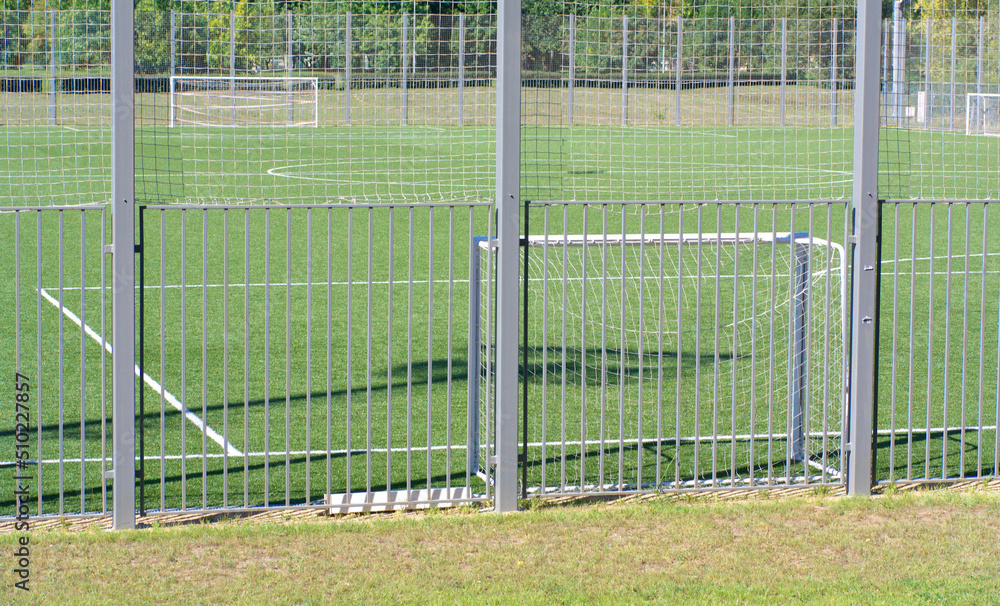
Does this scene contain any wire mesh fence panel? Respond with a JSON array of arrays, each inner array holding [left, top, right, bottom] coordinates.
[[0, 9, 111, 207], [878, 201, 1000, 484], [137, 203, 493, 513], [0, 207, 111, 518], [472, 201, 849, 493]]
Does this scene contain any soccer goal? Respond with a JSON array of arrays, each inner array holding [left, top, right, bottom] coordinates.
[[469, 231, 848, 489], [169, 76, 320, 127], [966, 93, 1000, 137]]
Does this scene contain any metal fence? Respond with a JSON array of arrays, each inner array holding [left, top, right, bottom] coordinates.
[[1, 1, 999, 528]]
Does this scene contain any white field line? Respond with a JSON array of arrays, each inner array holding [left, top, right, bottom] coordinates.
[[37, 288, 243, 457]]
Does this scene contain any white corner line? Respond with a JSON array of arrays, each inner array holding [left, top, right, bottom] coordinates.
[[38, 288, 243, 457]]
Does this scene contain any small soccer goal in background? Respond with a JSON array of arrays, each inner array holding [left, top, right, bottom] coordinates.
[[470, 230, 848, 491], [169, 76, 320, 127], [966, 93, 1000, 137]]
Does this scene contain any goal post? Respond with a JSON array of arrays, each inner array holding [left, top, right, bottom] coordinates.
[[169, 76, 320, 127], [469, 231, 847, 487], [966, 93, 1000, 136]]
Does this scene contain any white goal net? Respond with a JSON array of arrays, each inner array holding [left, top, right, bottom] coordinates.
[[169, 76, 320, 127], [966, 93, 1000, 137], [471, 231, 847, 490]]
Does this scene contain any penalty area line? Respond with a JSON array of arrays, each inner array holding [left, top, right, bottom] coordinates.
[[37, 288, 243, 457]]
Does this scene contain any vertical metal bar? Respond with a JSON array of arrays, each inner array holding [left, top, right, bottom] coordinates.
[[949, 18, 957, 131], [712, 207, 723, 486], [925, 19, 932, 129], [287, 11, 294, 124], [180, 212, 188, 509], [656, 205, 665, 489], [244, 210, 251, 506], [889, 203, 900, 481], [891, 1, 906, 124], [976, 17, 983, 94], [50, 10, 56, 126], [675, 17, 682, 126], [366, 208, 375, 497], [305, 209, 312, 501], [202, 211, 209, 509], [846, 0, 883, 496], [347, 208, 354, 496], [749, 206, 760, 485], [427, 208, 435, 494], [223, 210, 230, 508], [730, 206, 741, 486], [694, 207, 704, 483], [619, 208, 628, 488], [37, 214, 43, 515], [494, 0, 522, 512], [406, 208, 414, 498], [387, 208, 395, 488], [621, 16, 628, 127], [924, 207, 936, 479], [960, 205, 971, 477], [675, 207, 684, 487], [636, 208, 646, 487], [780, 18, 787, 127], [169, 10, 176, 76], [111, 0, 136, 529], [831, 18, 838, 127], [791, 236, 809, 465], [568, 15, 575, 126], [285, 210, 293, 506], [943, 205, 954, 476], [401, 13, 409, 127], [561, 206, 570, 490], [446, 208, 456, 489], [160, 212, 166, 511], [540, 207, 549, 493], [80, 213, 87, 512], [458, 14, 465, 127], [599, 207, 608, 488], [264, 209, 271, 501], [906, 204, 917, 480], [345, 12, 351, 125], [765, 212, 777, 485], [580, 208, 589, 492], [326, 209, 333, 498], [58, 213, 64, 516], [727, 16, 735, 127], [229, 9, 236, 125], [977, 205, 988, 477]]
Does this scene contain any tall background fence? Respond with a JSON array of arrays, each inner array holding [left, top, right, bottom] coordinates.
[[1, 0, 998, 527]]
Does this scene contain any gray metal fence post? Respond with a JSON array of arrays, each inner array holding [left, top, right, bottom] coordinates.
[[568, 14, 575, 125], [976, 16, 983, 94], [494, 0, 521, 514], [621, 16, 628, 126], [727, 16, 735, 127], [780, 17, 787, 127], [675, 17, 682, 126], [847, 0, 882, 497], [111, 0, 136, 530], [831, 18, 838, 127], [345, 12, 351, 125], [458, 13, 465, 126], [949, 17, 956, 131], [229, 9, 236, 125], [169, 10, 175, 76], [49, 9, 56, 126], [924, 19, 931, 128], [287, 11, 294, 124], [401, 13, 409, 127], [891, 1, 906, 124]]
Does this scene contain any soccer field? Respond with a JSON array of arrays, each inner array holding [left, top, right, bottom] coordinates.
[[1, 121, 999, 516]]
